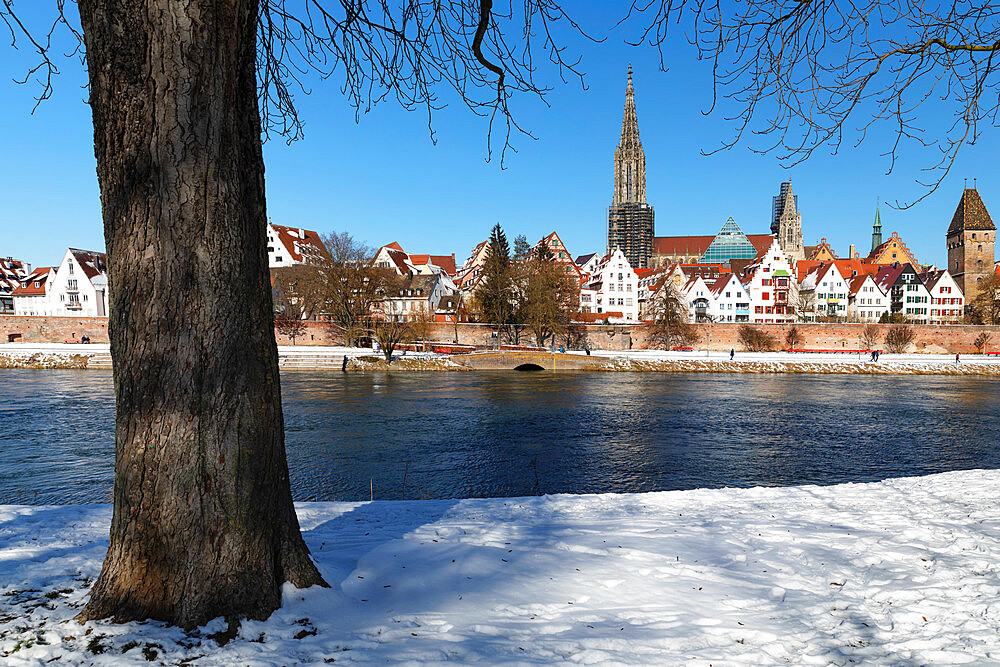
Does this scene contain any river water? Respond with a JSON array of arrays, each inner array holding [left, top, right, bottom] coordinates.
[[2, 369, 999, 504]]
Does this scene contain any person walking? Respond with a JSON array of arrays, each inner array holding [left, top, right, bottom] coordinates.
[[730, 348, 735, 361], [956, 353, 961, 365]]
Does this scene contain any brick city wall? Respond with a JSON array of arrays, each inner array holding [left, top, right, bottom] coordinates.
[[6, 316, 1000, 354], [0, 315, 110, 343]]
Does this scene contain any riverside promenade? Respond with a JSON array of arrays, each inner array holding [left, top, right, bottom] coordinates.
[[4, 343, 1000, 374]]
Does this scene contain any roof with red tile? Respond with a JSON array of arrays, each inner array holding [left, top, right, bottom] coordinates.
[[652, 233, 772, 257], [948, 188, 996, 235], [270, 224, 327, 264], [68, 249, 107, 280], [11, 267, 52, 296]]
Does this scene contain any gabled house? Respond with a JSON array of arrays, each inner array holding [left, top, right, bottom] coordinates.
[[535, 232, 584, 283], [867, 231, 919, 267], [847, 273, 888, 322], [799, 262, 852, 321], [874, 262, 930, 322], [740, 238, 797, 323], [919, 268, 965, 324], [33, 249, 110, 317], [636, 263, 686, 318], [11, 266, 54, 316], [575, 253, 602, 276], [582, 248, 639, 321], [680, 276, 713, 322], [381, 272, 458, 322], [707, 273, 752, 323], [267, 223, 327, 268], [455, 240, 491, 290]]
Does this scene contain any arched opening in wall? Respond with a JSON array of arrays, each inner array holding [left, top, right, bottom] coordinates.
[[514, 363, 545, 371]]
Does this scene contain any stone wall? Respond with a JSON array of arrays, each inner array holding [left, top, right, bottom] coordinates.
[[6, 315, 1000, 354], [0, 315, 110, 343]]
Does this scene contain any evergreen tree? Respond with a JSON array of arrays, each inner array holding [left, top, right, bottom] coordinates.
[[478, 224, 513, 331]]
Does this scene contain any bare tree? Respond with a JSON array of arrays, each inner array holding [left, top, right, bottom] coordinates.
[[784, 325, 803, 350], [861, 324, 882, 351], [884, 325, 916, 353], [518, 246, 581, 348], [370, 317, 413, 363], [2, 0, 593, 629], [321, 232, 394, 345], [974, 331, 993, 354], [274, 310, 308, 345], [646, 280, 698, 349], [970, 274, 1000, 325], [625, 0, 1000, 200], [738, 325, 776, 352]]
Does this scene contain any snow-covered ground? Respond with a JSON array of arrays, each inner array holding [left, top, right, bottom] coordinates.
[[3, 470, 1000, 664], [580, 348, 1000, 367]]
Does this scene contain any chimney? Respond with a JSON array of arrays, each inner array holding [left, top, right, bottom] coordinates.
[[849, 244, 856, 259], [299, 228, 305, 238]]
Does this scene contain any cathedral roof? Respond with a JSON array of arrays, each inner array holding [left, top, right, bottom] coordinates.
[[948, 188, 996, 235]]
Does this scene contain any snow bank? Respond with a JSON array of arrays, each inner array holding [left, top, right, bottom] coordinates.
[[3, 470, 1000, 664]]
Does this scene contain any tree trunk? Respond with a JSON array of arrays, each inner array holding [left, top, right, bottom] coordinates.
[[77, 0, 326, 629]]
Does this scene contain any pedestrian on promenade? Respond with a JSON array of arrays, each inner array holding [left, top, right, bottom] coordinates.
[[956, 353, 961, 365], [730, 348, 735, 361]]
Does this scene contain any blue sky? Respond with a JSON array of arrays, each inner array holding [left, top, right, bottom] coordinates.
[[1, 4, 997, 270]]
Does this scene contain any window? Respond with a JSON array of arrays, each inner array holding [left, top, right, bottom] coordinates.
[[763, 279, 772, 286], [67, 279, 78, 290], [626, 298, 633, 306], [762, 292, 770, 300], [67, 263, 74, 275]]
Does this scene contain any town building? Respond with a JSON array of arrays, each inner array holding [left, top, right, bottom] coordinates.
[[946, 186, 996, 305], [805, 238, 837, 263], [15, 249, 109, 318], [266, 223, 327, 268], [847, 273, 889, 322], [0, 257, 29, 313], [874, 262, 930, 322], [375, 242, 456, 277], [707, 273, 752, 323], [798, 262, 852, 321], [10, 266, 54, 316], [535, 232, 585, 283], [680, 276, 714, 322], [652, 229, 772, 267], [456, 240, 491, 290], [575, 253, 602, 276], [381, 272, 458, 322], [607, 66, 654, 269], [867, 231, 918, 267], [740, 238, 797, 323], [771, 181, 805, 261], [583, 248, 639, 320], [919, 268, 965, 324]]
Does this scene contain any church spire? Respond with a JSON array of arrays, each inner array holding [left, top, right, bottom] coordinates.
[[871, 203, 883, 252], [613, 65, 646, 205]]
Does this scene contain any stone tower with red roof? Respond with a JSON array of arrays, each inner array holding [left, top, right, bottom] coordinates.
[[946, 186, 996, 305]]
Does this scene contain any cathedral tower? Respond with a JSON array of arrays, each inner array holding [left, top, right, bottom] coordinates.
[[871, 204, 883, 253], [608, 66, 654, 268], [770, 181, 804, 262], [947, 186, 996, 305]]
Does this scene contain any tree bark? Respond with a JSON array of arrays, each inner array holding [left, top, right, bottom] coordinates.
[[76, 0, 326, 629]]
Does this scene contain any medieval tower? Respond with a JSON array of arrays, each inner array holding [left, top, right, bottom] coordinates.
[[947, 186, 996, 305], [770, 181, 804, 262], [608, 66, 654, 269]]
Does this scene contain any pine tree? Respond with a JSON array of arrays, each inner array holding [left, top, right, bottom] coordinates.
[[478, 224, 513, 331]]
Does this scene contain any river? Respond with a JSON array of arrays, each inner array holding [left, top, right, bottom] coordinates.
[[2, 369, 998, 503]]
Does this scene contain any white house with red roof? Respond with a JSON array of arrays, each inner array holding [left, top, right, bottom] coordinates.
[[267, 223, 327, 267], [797, 262, 852, 321], [11, 266, 55, 316], [582, 248, 639, 321], [374, 242, 457, 277], [740, 238, 797, 323], [919, 268, 965, 324], [16, 249, 110, 317], [707, 273, 752, 323], [847, 273, 889, 322]]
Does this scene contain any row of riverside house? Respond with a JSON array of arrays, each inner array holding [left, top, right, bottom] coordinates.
[[0, 223, 321, 319]]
